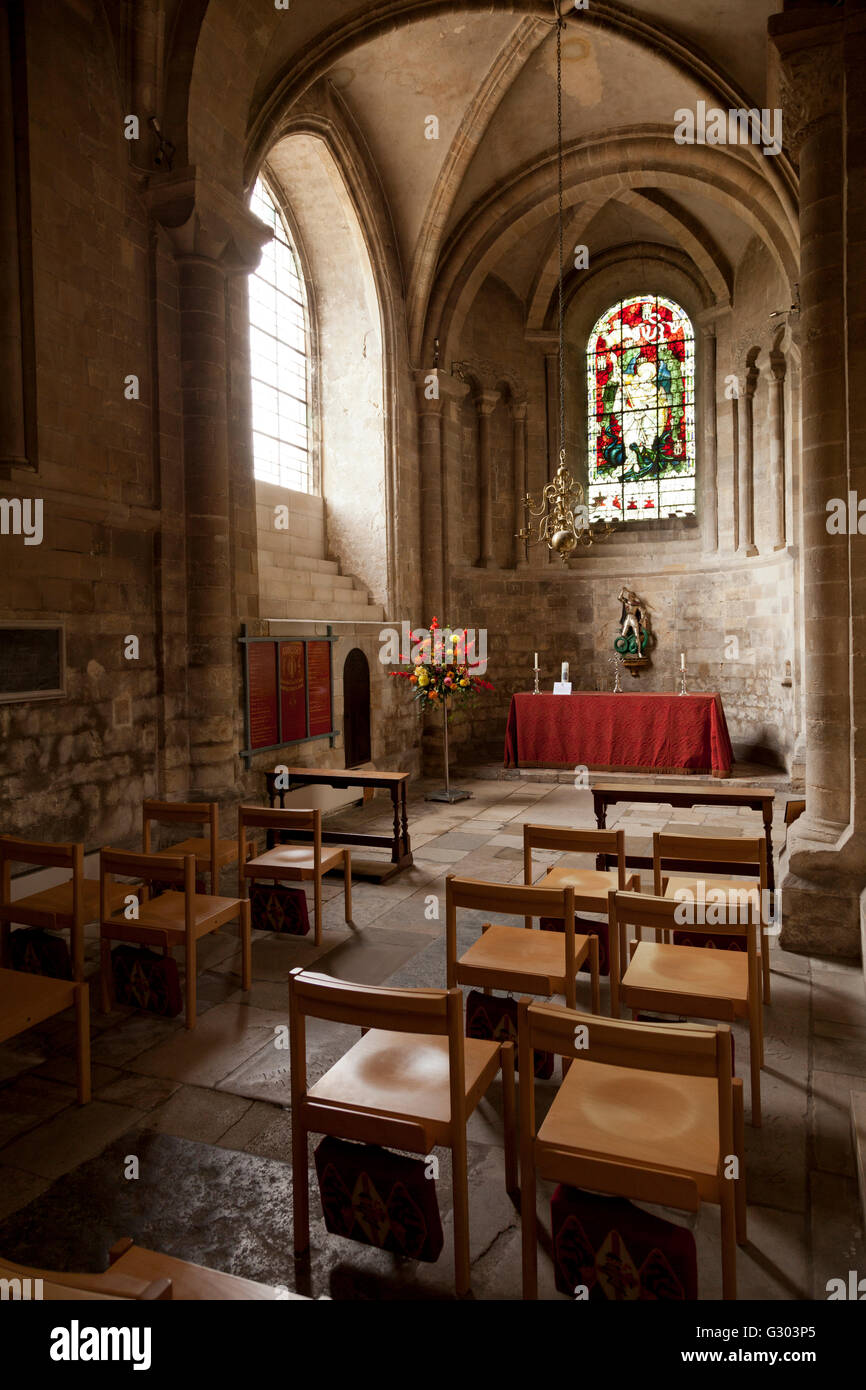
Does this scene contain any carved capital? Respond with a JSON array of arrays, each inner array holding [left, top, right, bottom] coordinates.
[[770, 27, 842, 159], [473, 390, 500, 417], [147, 167, 272, 273]]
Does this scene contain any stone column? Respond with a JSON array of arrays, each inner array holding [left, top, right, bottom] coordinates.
[[770, 10, 861, 956], [0, 0, 32, 471], [737, 360, 759, 557], [769, 350, 787, 550], [474, 390, 498, 568], [149, 169, 271, 797], [701, 322, 718, 552], [510, 399, 528, 568], [731, 395, 740, 552], [416, 370, 446, 622]]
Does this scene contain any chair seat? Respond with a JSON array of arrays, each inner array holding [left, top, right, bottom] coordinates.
[[11, 879, 129, 928], [105, 892, 242, 941], [537, 866, 629, 911], [157, 838, 238, 869], [538, 1055, 721, 1195], [244, 845, 344, 877], [308, 1028, 501, 1147], [623, 941, 749, 1006], [457, 923, 588, 992]]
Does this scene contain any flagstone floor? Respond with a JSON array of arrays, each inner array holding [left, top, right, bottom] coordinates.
[[1, 775, 864, 1300]]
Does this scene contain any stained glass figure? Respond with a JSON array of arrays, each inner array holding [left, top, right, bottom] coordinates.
[[586, 295, 696, 522]]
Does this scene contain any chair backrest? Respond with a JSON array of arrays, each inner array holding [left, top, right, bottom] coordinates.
[[518, 997, 734, 1197], [784, 799, 806, 828], [0, 835, 84, 930], [0, 1254, 171, 1301], [288, 968, 465, 1152], [523, 824, 626, 888], [99, 848, 196, 932], [445, 874, 577, 983], [238, 805, 322, 866], [652, 831, 767, 896]]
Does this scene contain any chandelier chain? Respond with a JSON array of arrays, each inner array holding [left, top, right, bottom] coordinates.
[[556, 5, 564, 460]]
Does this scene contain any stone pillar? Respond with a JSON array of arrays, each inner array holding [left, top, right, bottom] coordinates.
[[769, 350, 787, 550], [731, 395, 740, 552], [701, 323, 718, 552], [149, 169, 271, 798], [0, 0, 33, 472], [770, 10, 863, 956], [416, 370, 446, 622], [737, 360, 759, 557], [510, 399, 528, 569], [474, 390, 498, 568]]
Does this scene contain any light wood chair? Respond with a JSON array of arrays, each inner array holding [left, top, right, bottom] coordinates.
[[0, 1241, 300, 1299], [99, 848, 251, 1029], [518, 999, 746, 1300], [0, 835, 127, 983], [446, 876, 600, 1016], [0, 967, 90, 1104], [143, 799, 237, 896], [239, 805, 351, 947], [609, 888, 763, 1126], [289, 968, 517, 1297], [653, 831, 771, 1004], [524, 824, 641, 912]]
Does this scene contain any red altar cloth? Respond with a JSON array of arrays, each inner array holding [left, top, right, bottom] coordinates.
[[503, 691, 734, 777]]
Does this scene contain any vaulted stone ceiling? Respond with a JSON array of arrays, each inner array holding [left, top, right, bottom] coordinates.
[[156, 0, 796, 361]]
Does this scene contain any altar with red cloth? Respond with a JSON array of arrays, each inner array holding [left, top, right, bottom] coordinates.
[[503, 691, 734, 777]]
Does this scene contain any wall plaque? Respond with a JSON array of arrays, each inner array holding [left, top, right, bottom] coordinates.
[[280, 641, 306, 742], [247, 641, 278, 749], [307, 641, 332, 736]]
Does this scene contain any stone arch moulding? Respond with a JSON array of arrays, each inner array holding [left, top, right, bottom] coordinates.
[[254, 99, 406, 616], [423, 134, 798, 367]]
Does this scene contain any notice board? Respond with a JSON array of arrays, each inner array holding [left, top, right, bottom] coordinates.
[[242, 631, 335, 759]]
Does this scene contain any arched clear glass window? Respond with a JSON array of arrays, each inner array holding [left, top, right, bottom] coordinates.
[[586, 295, 696, 521], [249, 176, 312, 493]]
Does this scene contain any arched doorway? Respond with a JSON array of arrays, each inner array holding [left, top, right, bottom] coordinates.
[[343, 648, 371, 768]]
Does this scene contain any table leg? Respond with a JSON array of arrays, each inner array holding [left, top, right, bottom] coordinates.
[[400, 782, 412, 863], [594, 793, 608, 871], [391, 786, 401, 865], [74, 981, 91, 1105], [764, 806, 775, 894]]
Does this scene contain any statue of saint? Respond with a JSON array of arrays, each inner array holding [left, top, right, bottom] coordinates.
[[616, 587, 650, 655]]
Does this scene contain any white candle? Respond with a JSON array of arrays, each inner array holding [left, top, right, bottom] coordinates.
[[534, 651, 538, 667], [680, 652, 685, 669], [561, 662, 569, 683]]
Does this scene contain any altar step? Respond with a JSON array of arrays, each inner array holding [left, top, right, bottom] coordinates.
[[459, 760, 799, 791]]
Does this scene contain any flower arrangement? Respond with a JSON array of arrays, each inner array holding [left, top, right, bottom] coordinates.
[[389, 616, 493, 711]]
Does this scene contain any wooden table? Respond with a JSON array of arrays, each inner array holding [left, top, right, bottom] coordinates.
[[266, 767, 412, 883], [591, 781, 778, 892], [0, 967, 90, 1103]]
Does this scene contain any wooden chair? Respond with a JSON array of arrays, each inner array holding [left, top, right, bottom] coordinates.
[[784, 799, 806, 828], [446, 876, 600, 1016], [609, 888, 763, 1126], [0, 967, 90, 1104], [0, 835, 127, 983], [518, 999, 746, 1300], [524, 824, 640, 911], [143, 799, 237, 896], [239, 806, 351, 947], [99, 849, 251, 1029], [653, 831, 771, 1005], [0, 1241, 299, 1299], [289, 968, 517, 1297]]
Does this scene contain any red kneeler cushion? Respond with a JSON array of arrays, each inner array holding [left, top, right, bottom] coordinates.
[[112, 945, 183, 1017], [249, 882, 310, 935], [465, 989, 554, 1079], [540, 915, 609, 976], [314, 1137, 444, 1262], [551, 1187, 698, 1300], [9, 927, 72, 980]]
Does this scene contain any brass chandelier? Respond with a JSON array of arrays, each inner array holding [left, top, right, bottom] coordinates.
[[516, 5, 616, 563]]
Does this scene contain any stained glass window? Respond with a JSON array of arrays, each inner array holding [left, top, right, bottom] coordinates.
[[249, 177, 312, 493], [586, 295, 695, 522]]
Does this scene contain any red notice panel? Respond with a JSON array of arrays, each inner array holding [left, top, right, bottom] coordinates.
[[248, 642, 278, 749], [280, 641, 306, 742], [307, 641, 332, 736]]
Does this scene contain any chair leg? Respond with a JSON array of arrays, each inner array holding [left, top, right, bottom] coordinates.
[[74, 982, 91, 1105], [314, 873, 322, 947], [749, 996, 762, 1127], [589, 935, 600, 1015], [451, 1138, 471, 1297], [501, 1042, 518, 1196], [240, 900, 252, 992], [520, 1142, 538, 1299], [761, 939, 771, 1005], [343, 850, 352, 922], [720, 1184, 737, 1299], [732, 1078, 747, 1244], [100, 937, 112, 1014], [293, 1125, 310, 1256], [185, 939, 197, 1030]]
